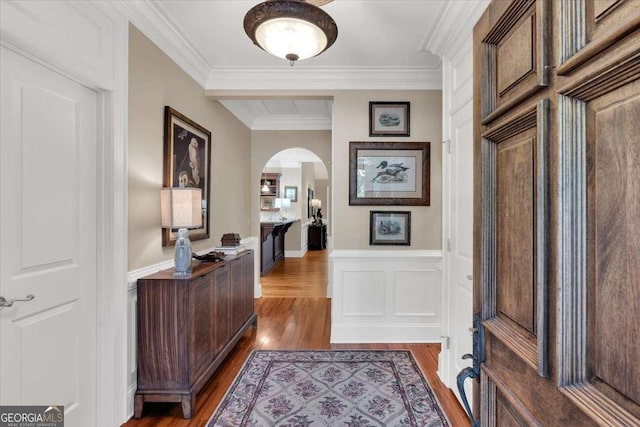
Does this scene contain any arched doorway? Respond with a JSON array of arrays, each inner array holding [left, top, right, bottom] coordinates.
[[257, 148, 330, 296]]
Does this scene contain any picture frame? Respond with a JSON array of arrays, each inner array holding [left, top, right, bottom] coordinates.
[[261, 195, 276, 210], [349, 141, 430, 206], [369, 211, 411, 246], [163, 106, 211, 246], [284, 186, 298, 202], [307, 188, 314, 219], [369, 102, 410, 136]]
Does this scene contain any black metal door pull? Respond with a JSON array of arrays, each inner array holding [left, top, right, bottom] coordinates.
[[456, 313, 485, 427]]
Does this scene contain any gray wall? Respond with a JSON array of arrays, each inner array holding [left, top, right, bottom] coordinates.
[[128, 26, 252, 270], [332, 90, 442, 250]]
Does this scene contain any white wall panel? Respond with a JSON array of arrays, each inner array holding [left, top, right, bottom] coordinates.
[[330, 250, 442, 343], [393, 270, 439, 317], [341, 271, 385, 316]]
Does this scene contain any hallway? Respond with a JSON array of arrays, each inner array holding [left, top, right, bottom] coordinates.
[[125, 250, 469, 426], [261, 249, 328, 297]]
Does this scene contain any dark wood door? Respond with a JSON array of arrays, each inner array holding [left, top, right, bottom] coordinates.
[[188, 273, 214, 384], [213, 266, 231, 354], [473, 0, 640, 425], [241, 252, 255, 321]]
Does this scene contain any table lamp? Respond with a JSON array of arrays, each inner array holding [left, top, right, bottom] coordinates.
[[161, 187, 203, 275], [275, 197, 291, 220]]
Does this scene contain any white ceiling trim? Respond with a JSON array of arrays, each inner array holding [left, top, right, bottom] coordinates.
[[420, 0, 490, 58], [252, 116, 332, 131], [219, 100, 255, 128], [206, 67, 442, 91], [116, 0, 212, 86], [220, 101, 332, 130], [118, 1, 446, 91]]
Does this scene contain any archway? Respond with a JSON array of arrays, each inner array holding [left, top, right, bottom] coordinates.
[[254, 146, 330, 296]]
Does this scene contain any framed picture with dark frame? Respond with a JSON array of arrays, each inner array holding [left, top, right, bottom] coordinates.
[[163, 106, 211, 246], [369, 211, 411, 246], [369, 101, 410, 136], [349, 141, 430, 206], [284, 186, 298, 202], [307, 188, 314, 219]]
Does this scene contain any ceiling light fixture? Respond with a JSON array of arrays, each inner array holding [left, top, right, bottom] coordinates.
[[244, 0, 338, 66]]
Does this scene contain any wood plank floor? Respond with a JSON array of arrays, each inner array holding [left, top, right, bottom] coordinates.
[[260, 249, 328, 297], [124, 250, 470, 427]]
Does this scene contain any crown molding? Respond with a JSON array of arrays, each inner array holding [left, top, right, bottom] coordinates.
[[420, 0, 490, 59], [206, 66, 442, 91], [115, 0, 444, 91], [219, 100, 255, 128], [220, 101, 331, 130], [114, 0, 211, 86], [253, 115, 332, 130]]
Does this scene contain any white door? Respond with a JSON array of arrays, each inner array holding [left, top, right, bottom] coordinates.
[[446, 102, 474, 393], [0, 46, 98, 426], [438, 38, 475, 407]]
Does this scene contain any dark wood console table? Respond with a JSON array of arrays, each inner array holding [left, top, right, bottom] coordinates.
[[308, 223, 327, 250], [134, 250, 256, 418], [260, 220, 296, 275]]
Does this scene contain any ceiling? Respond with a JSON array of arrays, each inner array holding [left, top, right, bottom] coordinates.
[[122, 0, 488, 129]]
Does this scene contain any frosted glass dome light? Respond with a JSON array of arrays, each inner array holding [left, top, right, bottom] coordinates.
[[244, 0, 338, 65]]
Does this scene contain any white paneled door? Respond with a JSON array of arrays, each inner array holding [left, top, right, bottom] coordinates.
[[439, 35, 475, 408], [0, 47, 98, 425]]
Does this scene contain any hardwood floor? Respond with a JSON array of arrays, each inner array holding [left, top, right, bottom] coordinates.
[[124, 250, 470, 426], [260, 249, 328, 297]]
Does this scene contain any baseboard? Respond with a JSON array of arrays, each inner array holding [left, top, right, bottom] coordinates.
[[285, 245, 308, 258], [330, 324, 442, 343], [127, 382, 137, 419]]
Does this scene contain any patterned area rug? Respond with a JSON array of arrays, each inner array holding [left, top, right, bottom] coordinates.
[[207, 350, 450, 426]]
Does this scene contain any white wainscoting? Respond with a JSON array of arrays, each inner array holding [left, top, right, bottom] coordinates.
[[330, 250, 443, 343], [125, 236, 258, 418]]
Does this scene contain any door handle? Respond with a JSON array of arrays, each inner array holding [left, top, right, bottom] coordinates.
[[467, 275, 473, 280], [0, 294, 35, 310], [456, 313, 485, 427]]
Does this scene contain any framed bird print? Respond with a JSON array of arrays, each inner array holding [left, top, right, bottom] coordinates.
[[369, 102, 410, 136], [163, 106, 212, 246], [349, 141, 430, 206]]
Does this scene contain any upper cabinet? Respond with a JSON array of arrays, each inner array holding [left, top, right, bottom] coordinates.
[[260, 173, 281, 211]]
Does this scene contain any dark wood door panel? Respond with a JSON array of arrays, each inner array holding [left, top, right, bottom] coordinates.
[[189, 274, 213, 384], [480, 0, 550, 123], [229, 259, 243, 334], [137, 280, 189, 390], [557, 52, 640, 425], [496, 134, 535, 333], [588, 85, 640, 415], [476, 0, 640, 425], [242, 253, 255, 321], [558, 0, 640, 74], [480, 100, 549, 375], [484, 339, 596, 427], [213, 267, 230, 354], [590, 81, 640, 417]]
